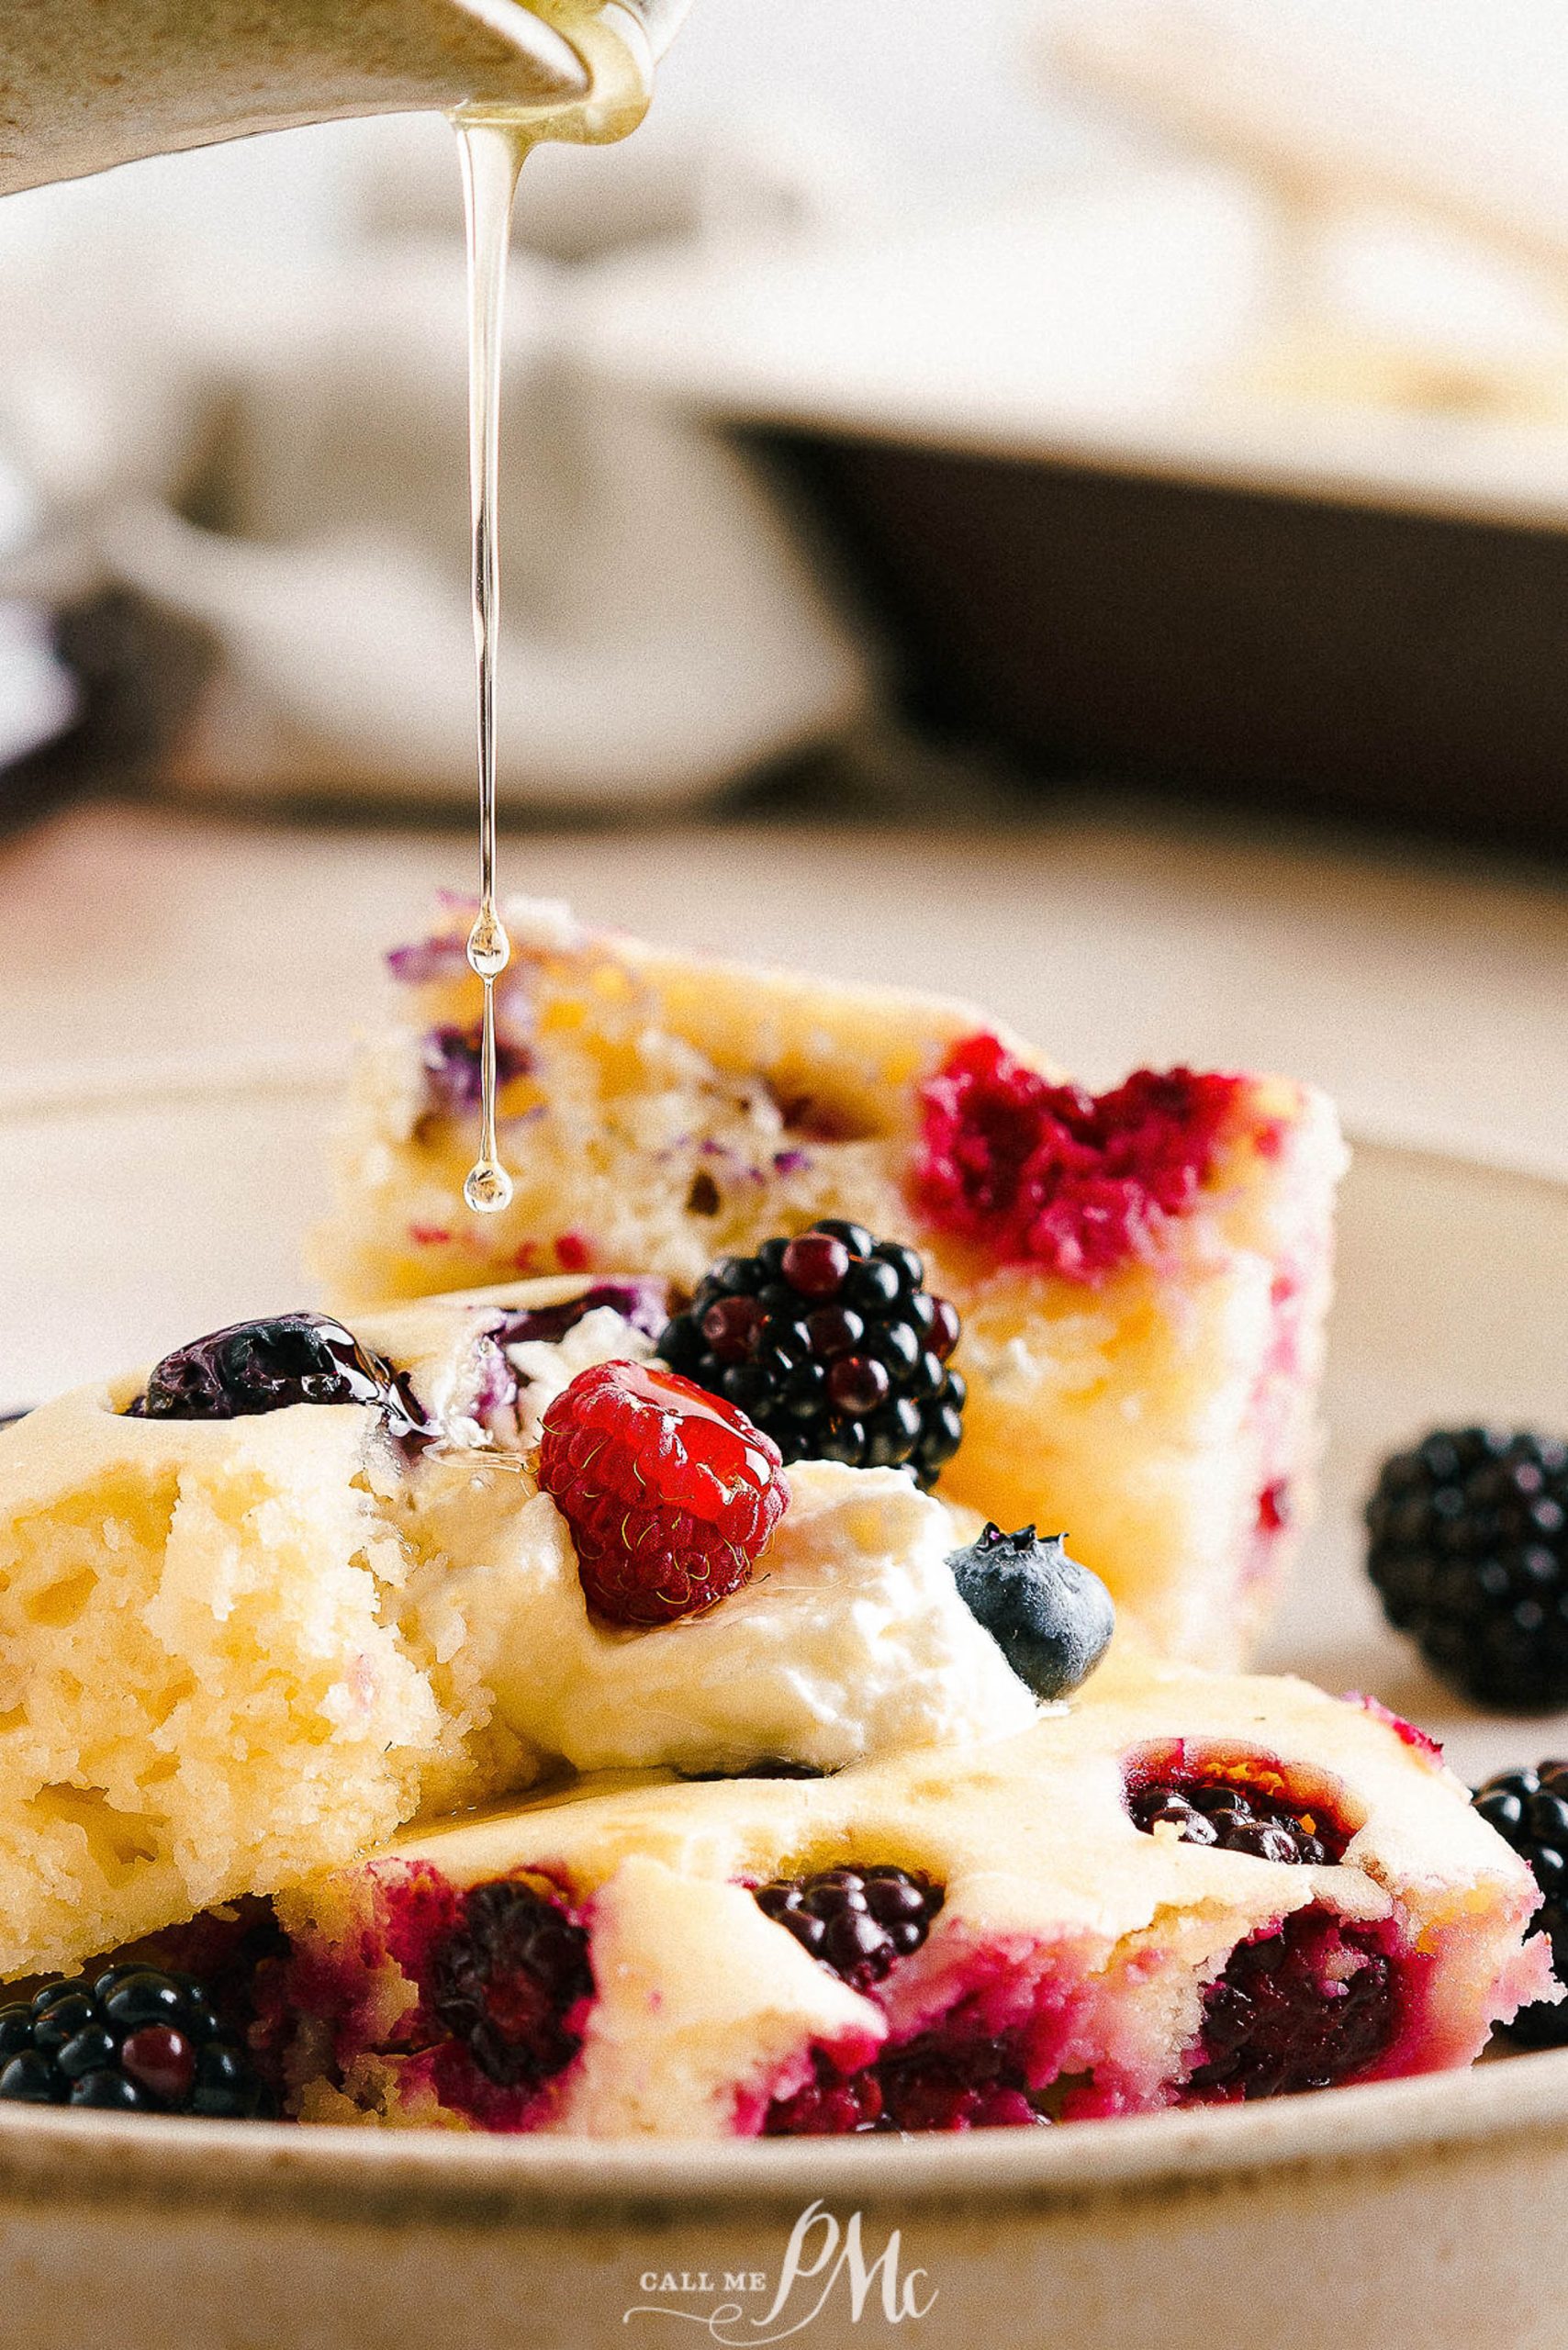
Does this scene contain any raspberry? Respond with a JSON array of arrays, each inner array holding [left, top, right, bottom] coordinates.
[[658, 1222, 965, 1488], [1366, 1428, 1568, 1709], [538, 1359, 787, 1625], [913, 1035, 1244, 1281]]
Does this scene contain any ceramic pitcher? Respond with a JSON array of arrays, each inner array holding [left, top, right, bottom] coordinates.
[[0, 0, 693, 196]]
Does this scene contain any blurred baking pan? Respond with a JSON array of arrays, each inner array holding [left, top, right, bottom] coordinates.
[[578, 161, 1568, 847], [758, 425, 1568, 845]]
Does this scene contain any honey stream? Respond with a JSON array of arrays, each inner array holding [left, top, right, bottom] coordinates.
[[454, 6, 653, 1213]]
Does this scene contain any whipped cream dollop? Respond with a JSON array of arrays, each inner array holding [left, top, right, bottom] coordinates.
[[404, 1454, 1038, 1778], [368, 1290, 1037, 1775]]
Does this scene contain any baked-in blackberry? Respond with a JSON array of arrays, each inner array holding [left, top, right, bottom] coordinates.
[[1186, 1909, 1396, 2101], [658, 1223, 965, 1487], [1365, 1428, 1568, 1710], [0, 1965, 273, 2117], [764, 2032, 1044, 2135], [1473, 1762, 1568, 2046], [755, 1865, 945, 1991], [431, 1880, 594, 2090], [1128, 1775, 1343, 1865], [130, 1313, 430, 1442]]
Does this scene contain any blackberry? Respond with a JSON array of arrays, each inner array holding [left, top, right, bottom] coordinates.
[[873, 2034, 1043, 2132], [0, 1966, 272, 2118], [1186, 1909, 1396, 2100], [658, 1223, 965, 1487], [131, 1313, 430, 1442], [764, 2035, 1045, 2135], [1473, 1762, 1568, 2046], [765, 2051, 888, 2135], [431, 1880, 594, 2090], [1128, 1774, 1344, 1865], [946, 1524, 1114, 1701], [755, 1866, 945, 1991], [1366, 1428, 1568, 1710]]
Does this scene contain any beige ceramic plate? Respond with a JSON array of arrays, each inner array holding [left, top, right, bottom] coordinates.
[[1, 1074, 1566, 2350]]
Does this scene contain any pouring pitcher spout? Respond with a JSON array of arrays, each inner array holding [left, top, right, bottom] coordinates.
[[0, 0, 694, 198]]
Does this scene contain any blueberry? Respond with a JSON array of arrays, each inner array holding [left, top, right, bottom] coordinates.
[[946, 1524, 1114, 1702]]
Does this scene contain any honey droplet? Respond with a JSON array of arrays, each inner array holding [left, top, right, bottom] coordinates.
[[467, 908, 510, 979], [465, 1158, 515, 1214]]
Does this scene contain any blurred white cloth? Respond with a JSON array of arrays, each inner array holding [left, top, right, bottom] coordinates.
[[0, 113, 879, 809]]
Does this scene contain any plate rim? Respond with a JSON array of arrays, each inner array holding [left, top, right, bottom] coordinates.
[[0, 2046, 1567, 2221]]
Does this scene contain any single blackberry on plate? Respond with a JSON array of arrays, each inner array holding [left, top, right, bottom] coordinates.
[[658, 1223, 965, 1487], [130, 1313, 430, 1442], [1473, 1762, 1568, 2046], [1366, 1428, 1568, 1710], [0, 1966, 273, 2117], [755, 1865, 945, 1991]]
